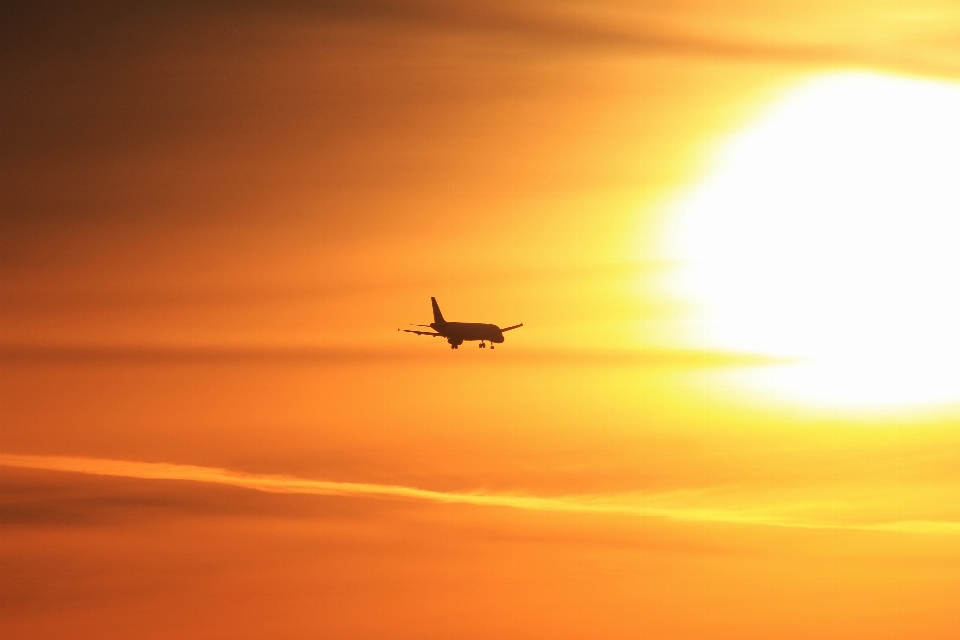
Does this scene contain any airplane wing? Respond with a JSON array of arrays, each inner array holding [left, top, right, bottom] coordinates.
[[399, 329, 444, 337], [500, 323, 523, 332]]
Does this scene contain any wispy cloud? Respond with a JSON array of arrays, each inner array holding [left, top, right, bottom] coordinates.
[[0, 345, 785, 367], [3, 453, 958, 534], [312, 0, 960, 77]]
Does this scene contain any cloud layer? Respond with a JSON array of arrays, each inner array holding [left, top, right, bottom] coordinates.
[[4, 453, 958, 534]]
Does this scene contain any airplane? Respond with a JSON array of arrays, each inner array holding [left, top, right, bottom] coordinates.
[[399, 297, 523, 349]]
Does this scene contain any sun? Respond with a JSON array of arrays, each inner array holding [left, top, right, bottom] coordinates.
[[660, 72, 960, 411]]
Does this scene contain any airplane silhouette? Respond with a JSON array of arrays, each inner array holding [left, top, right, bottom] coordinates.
[[399, 297, 523, 349]]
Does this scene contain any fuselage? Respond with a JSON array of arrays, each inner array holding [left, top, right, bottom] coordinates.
[[431, 321, 505, 344]]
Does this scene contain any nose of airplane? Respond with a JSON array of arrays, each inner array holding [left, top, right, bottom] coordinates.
[[493, 331, 505, 343]]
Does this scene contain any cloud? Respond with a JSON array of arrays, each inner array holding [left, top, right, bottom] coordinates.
[[0, 345, 786, 368], [5, 1, 959, 76], [3, 453, 958, 534], [300, 0, 960, 76]]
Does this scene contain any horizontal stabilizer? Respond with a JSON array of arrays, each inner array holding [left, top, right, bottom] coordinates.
[[400, 329, 443, 337]]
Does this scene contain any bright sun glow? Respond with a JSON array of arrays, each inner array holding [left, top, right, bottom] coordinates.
[[663, 72, 960, 411]]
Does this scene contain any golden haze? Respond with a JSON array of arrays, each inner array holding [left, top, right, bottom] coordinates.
[[3, 2, 960, 638]]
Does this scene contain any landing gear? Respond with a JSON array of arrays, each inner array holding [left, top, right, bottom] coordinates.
[[479, 342, 486, 349], [448, 339, 462, 350]]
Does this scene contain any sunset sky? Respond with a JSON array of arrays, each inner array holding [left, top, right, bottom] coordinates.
[[3, 2, 960, 638]]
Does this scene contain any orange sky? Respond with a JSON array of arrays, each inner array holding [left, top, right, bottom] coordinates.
[[3, 2, 960, 638]]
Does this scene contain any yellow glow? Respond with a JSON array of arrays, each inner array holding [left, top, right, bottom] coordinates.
[[662, 72, 960, 411]]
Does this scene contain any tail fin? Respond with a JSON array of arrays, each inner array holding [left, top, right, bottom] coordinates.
[[431, 297, 445, 324]]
